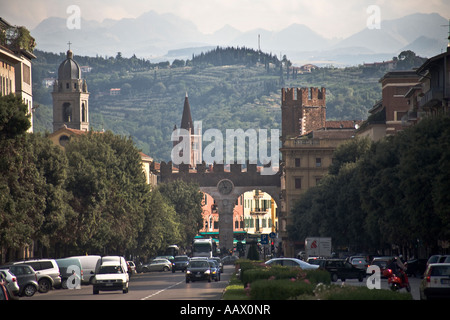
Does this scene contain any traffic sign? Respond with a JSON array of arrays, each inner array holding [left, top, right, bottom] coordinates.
[[269, 232, 276, 239], [260, 234, 269, 245]]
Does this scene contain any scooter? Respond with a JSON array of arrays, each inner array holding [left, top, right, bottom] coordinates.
[[383, 268, 411, 292]]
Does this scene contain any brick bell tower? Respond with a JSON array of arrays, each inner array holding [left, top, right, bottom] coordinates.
[[281, 87, 326, 141]]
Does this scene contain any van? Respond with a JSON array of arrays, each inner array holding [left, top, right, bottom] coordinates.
[[69, 255, 101, 284], [55, 258, 84, 289], [95, 256, 128, 275], [92, 260, 129, 294]]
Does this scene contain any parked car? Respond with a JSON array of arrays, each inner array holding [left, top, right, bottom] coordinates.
[[265, 258, 320, 270], [0, 264, 39, 297], [55, 258, 83, 289], [207, 259, 221, 281], [172, 256, 190, 273], [92, 261, 129, 294], [0, 269, 20, 299], [141, 259, 172, 272], [155, 255, 175, 264], [406, 258, 427, 277], [221, 255, 238, 265], [12, 259, 61, 293], [127, 261, 137, 275], [420, 263, 450, 300], [186, 260, 212, 283], [69, 255, 100, 284], [319, 259, 366, 282]]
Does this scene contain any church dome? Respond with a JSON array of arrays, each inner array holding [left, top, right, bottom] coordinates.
[[58, 50, 81, 80]]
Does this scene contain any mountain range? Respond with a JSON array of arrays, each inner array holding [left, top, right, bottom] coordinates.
[[30, 11, 449, 66]]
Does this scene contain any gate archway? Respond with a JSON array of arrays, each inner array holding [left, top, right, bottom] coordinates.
[[160, 162, 281, 251]]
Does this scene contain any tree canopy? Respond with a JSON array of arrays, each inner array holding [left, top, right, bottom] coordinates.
[[288, 116, 450, 255], [0, 95, 203, 263]]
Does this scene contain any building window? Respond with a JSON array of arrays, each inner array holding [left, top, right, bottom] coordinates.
[[316, 158, 322, 167], [295, 178, 301, 189], [295, 158, 301, 167]]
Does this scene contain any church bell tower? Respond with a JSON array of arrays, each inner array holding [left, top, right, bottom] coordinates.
[[52, 48, 89, 132]]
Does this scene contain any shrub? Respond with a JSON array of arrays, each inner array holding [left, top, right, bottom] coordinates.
[[314, 284, 413, 300], [249, 279, 315, 300]]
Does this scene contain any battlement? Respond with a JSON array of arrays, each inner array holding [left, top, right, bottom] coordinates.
[[159, 161, 280, 187], [281, 87, 326, 107]]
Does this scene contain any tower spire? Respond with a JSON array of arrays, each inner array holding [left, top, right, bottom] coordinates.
[[180, 93, 193, 134]]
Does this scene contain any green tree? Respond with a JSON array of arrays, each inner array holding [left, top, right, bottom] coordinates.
[[0, 95, 44, 260], [136, 189, 181, 258], [158, 180, 203, 249], [0, 94, 31, 138], [65, 131, 149, 255]]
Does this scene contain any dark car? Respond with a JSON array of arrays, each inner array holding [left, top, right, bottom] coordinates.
[[207, 259, 221, 281], [0, 265, 39, 297], [185, 260, 212, 283], [406, 258, 427, 277], [369, 257, 393, 277], [320, 259, 366, 282], [172, 255, 190, 273]]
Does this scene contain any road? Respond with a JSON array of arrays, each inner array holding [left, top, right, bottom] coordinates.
[[20, 265, 423, 300], [22, 265, 234, 300]]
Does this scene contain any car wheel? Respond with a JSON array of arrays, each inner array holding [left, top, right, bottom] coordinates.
[[331, 273, 338, 282], [186, 278, 190, 283], [38, 278, 52, 293], [208, 276, 211, 283], [61, 278, 68, 289], [93, 288, 99, 294], [163, 266, 169, 272], [23, 284, 37, 297]]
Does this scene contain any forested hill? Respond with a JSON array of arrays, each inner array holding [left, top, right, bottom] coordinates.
[[192, 46, 282, 67], [32, 46, 423, 162]]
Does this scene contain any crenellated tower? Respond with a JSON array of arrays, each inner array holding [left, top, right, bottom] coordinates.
[[281, 87, 326, 140]]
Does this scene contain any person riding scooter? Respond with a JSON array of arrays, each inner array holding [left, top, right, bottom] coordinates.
[[387, 256, 408, 284]]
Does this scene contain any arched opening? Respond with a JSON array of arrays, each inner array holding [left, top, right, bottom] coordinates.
[[63, 102, 72, 122], [198, 188, 279, 258]]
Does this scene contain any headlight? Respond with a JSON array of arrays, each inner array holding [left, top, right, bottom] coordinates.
[[205, 270, 211, 274], [186, 270, 191, 274]]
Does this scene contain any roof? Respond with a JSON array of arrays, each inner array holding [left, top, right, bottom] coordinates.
[[180, 93, 193, 133], [58, 50, 81, 80]]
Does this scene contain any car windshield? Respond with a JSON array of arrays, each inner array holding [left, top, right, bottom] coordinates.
[[190, 261, 208, 268], [175, 257, 188, 262], [99, 265, 123, 274], [430, 265, 450, 276]]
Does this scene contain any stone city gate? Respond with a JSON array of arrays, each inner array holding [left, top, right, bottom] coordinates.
[[159, 161, 281, 252]]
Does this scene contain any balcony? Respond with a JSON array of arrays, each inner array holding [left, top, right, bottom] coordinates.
[[419, 88, 444, 109]]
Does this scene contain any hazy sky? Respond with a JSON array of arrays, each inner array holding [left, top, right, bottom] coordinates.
[[1, 0, 449, 38]]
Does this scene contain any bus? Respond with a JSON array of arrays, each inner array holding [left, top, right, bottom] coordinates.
[[165, 245, 179, 257], [192, 238, 217, 258]]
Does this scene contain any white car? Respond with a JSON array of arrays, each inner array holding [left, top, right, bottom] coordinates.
[[265, 258, 320, 270], [92, 261, 129, 294], [420, 263, 450, 300]]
